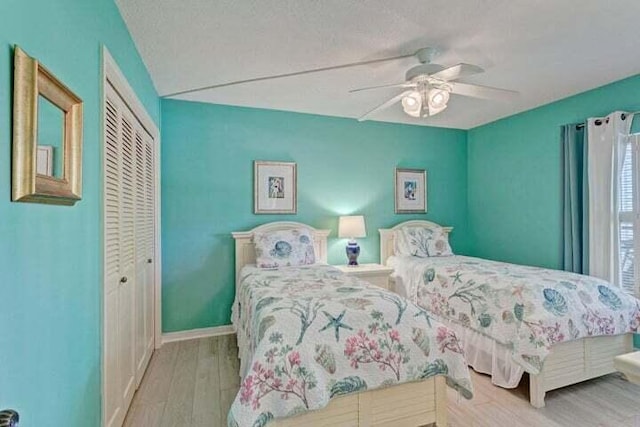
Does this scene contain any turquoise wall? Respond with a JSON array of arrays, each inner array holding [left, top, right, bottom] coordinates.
[[38, 97, 65, 176], [161, 99, 468, 332], [467, 74, 640, 348], [3, 3, 638, 422], [468, 74, 640, 269], [0, 1, 159, 426]]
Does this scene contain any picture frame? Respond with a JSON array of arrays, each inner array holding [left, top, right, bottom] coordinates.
[[254, 161, 297, 214], [395, 168, 427, 213], [12, 46, 83, 205]]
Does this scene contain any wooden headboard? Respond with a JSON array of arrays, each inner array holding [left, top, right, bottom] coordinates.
[[231, 221, 331, 283], [378, 220, 453, 265]]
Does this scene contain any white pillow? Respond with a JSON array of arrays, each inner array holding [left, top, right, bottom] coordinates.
[[394, 226, 453, 257], [397, 226, 431, 257], [393, 229, 411, 256], [254, 228, 316, 268], [426, 227, 453, 257]]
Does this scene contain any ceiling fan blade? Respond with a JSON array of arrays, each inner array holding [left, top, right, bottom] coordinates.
[[429, 63, 484, 81], [350, 82, 417, 93], [162, 50, 422, 98], [450, 82, 518, 101], [358, 90, 413, 122]]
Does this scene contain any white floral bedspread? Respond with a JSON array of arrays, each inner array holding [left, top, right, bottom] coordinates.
[[389, 255, 640, 374], [228, 264, 472, 427]]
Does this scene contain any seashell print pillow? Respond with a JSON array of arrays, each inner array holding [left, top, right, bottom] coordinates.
[[425, 227, 453, 257], [254, 228, 316, 268], [397, 226, 432, 257], [395, 226, 453, 257]]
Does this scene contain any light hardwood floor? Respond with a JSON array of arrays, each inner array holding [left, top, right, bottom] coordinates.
[[124, 335, 640, 427]]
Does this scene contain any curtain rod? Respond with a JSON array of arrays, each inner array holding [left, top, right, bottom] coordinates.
[[575, 111, 639, 130]]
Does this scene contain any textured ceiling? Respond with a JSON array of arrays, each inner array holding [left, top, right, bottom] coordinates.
[[116, 0, 640, 129]]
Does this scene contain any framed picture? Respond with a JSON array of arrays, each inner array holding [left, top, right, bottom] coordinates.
[[254, 161, 297, 214], [395, 168, 427, 213]]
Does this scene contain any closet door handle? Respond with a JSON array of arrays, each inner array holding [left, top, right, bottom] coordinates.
[[0, 409, 19, 427], [147, 259, 152, 264], [120, 276, 128, 284]]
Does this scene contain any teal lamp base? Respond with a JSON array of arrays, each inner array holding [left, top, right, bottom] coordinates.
[[346, 240, 360, 266]]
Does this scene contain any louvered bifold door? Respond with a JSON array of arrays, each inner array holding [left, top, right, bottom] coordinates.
[[119, 102, 137, 412], [104, 82, 137, 427], [133, 122, 154, 385], [104, 85, 123, 427], [143, 131, 155, 362]]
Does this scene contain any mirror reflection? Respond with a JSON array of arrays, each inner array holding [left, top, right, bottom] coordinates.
[[36, 95, 64, 178]]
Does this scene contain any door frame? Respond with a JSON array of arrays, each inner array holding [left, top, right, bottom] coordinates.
[[101, 46, 162, 425]]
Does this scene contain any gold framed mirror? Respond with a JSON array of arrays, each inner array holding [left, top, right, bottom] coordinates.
[[12, 46, 83, 205]]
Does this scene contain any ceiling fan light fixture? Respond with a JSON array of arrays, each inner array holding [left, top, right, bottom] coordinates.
[[402, 91, 422, 117], [403, 96, 418, 107], [424, 87, 450, 117], [427, 103, 448, 116], [427, 87, 450, 110]]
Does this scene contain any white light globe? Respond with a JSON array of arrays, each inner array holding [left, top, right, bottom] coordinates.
[[428, 88, 450, 109], [402, 91, 422, 117]]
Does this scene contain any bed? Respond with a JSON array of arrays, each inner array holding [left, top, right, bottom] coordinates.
[[228, 221, 473, 427], [379, 220, 640, 408]]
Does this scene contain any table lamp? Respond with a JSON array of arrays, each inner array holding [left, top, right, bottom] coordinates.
[[338, 215, 367, 266]]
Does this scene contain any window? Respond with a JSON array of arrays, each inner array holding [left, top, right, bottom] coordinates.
[[618, 133, 640, 296]]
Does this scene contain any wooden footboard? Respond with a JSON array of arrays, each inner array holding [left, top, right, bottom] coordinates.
[[529, 334, 633, 408], [273, 375, 447, 427]]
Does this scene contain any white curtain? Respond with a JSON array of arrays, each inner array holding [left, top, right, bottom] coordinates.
[[587, 111, 632, 284]]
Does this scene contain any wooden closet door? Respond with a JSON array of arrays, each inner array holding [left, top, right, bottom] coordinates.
[[104, 88, 123, 427], [119, 102, 138, 413], [134, 124, 154, 385], [104, 83, 137, 427], [143, 132, 156, 364]]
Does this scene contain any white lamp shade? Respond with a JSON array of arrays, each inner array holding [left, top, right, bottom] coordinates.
[[338, 215, 367, 239]]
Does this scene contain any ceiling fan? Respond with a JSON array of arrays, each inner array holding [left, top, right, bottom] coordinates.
[[163, 46, 517, 122], [350, 47, 517, 121]]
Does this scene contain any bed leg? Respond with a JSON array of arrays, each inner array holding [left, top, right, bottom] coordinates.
[[434, 376, 448, 426], [529, 374, 546, 408]]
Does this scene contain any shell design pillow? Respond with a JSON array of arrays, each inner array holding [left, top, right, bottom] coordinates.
[[254, 228, 316, 268]]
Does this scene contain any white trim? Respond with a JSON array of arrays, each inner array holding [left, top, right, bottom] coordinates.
[[101, 45, 162, 427], [161, 325, 235, 345]]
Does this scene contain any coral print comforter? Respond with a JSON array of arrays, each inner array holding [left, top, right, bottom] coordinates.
[[389, 255, 640, 374], [229, 264, 472, 427]]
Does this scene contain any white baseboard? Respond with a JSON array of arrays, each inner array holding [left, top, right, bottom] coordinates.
[[161, 324, 235, 345]]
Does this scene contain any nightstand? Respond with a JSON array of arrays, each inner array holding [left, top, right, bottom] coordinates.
[[334, 263, 394, 290]]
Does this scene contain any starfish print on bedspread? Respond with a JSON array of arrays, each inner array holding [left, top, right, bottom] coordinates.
[[319, 309, 353, 342]]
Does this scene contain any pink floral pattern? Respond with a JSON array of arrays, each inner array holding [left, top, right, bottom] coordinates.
[[581, 307, 616, 336], [229, 264, 472, 427], [436, 326, 465, 354], [390, 255, 640, 374], [343, 312, 408, 380], [240, 341, 316, 411]]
